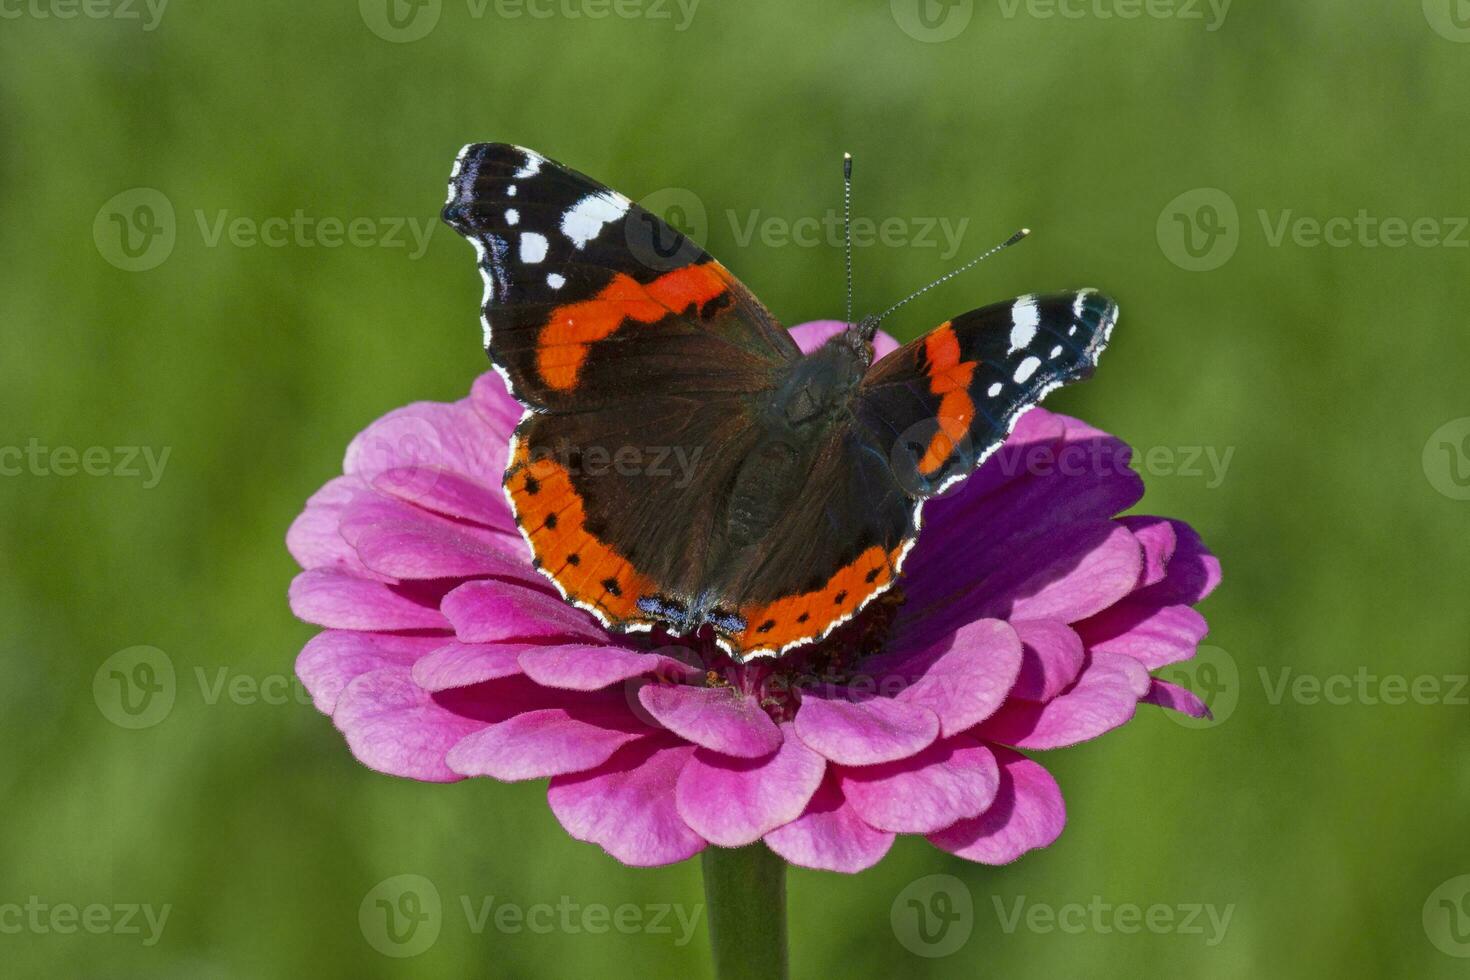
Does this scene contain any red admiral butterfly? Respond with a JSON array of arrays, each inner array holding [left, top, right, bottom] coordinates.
[[443, 144, 1116, 659]]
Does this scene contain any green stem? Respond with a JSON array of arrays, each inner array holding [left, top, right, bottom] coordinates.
[[700, 845, 788, 980]]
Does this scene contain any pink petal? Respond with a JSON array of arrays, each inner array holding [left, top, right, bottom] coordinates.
[[339, 493, 533, 582], [519, 644, 698, 691], [890, 619, 1023, 736], [441, 579, 606, 644], [1138, 520, 1221, 605], [1120, 515, 1176, 588], [928, 747, 1065, 864], [288, 569, 448, 631], [447, 705, 650, 781], [1077, 602, 1209, 670], [789, 320, 900, 359], [410, 641, 525, 692], [470, 370, 524, 436], [979, 652, 1144, 750], [638, 684, 783, 759], [296, 630, 443, 713], [371, 468, 519, 536], [840, 735, 999, 834], [1010, 620, 1086, 702], [675, 723, 826, 847], [981, 521, 1143, 623], [344, 397, 507, 505], [332, 667, 486, 782], [793, 686, 940, 766], [763, 773, 894, 873], [1142, 677, 1213, 719], [547, 738, 706, 867], [286, 476, 385, 579]]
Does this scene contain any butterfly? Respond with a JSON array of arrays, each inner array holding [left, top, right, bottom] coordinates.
[[442, 143, 1116, 660]]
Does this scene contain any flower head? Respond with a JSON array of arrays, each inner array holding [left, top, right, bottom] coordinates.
[[289, 322, 1219, 872]]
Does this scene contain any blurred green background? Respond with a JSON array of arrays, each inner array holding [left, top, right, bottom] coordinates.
[[3, 0, 1469, 976]]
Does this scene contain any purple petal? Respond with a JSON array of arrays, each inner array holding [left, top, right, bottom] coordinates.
[[1077, 602, 1209, 670], [332, 667, 486, 782], [979, 652, 1145, 750], [840, 735, 1000, 834], [519, 644, 698, 691], [793, 686, 940, 766], [442, 579, 606, 644], [296, 630, 443, 713], [763, 773, 894, 873], [789, 320, 900, 359], [547, 738, 706, 867], [447, 705, 650, 781], [981, 521, 1143, 622], [1010, 620, 1086, 702], [638, 684, 783, 759], [372, 468, 518, 535], [889, 619, 1023, 736], [927, 747, 1065, 864], [286, 476, 385, 579], [470, 370, 525, 436], [1120, 515, 1176, 588], [289, 569, 448, 631], [675, 723, 826, 847], [410, 641, 525, 692], [339, 493, 534, 582], [1134, 519, 1221, 606], [344, 396, 508, 505], [1142, 677, 1213, 719]]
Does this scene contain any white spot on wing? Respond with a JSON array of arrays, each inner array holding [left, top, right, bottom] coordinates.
[[1009, 297, 1040, 352], [519, 232, 548, 264], [506, 208, 519, 225], [987, 382, 1002, 398], [561, 191, 628, 249], [1014, 355, 1041, 383], [513, 149, 544, 179], [546, 273, 565, 289], [1049, 344, 1063, 358], [507, 184, 517, 197]]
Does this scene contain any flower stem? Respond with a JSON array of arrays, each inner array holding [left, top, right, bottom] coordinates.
[[700, 845, 788, 980]]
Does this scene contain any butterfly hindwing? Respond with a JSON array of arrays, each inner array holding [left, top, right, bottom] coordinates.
[[443, 143, 799, 411], [856, 290, 1118, 497]]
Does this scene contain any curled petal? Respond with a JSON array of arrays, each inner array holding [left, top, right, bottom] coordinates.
[[289, 569, 448, 631], [639, 684, 783, 759], [763, 773, 894, 873], [675, 724, 825, 847], [840, 735, 999, 834], [927, 747, 1065, 864], [547, 738, 706, 867], [889, 619, 1023, 736], [442, 579, 605, 644], [1142, 677, 1213, 719], [793, 686, 939, 766], [979, 652, 1145, 750], [1010, 620, 1086, 702]]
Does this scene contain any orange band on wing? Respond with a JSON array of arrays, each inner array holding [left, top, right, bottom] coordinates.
[[731, 544, 905, 652], [506, 440, 655, 623], [536, 264, 729, 391], [918, 322, 978, 476]]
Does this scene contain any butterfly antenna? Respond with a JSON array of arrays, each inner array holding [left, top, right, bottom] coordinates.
[[843, 152, 854, 329], [859, 227, 1032, 342]]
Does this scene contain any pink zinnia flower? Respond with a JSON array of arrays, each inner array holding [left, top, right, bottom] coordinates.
[[288, 321, 1219, 872]]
